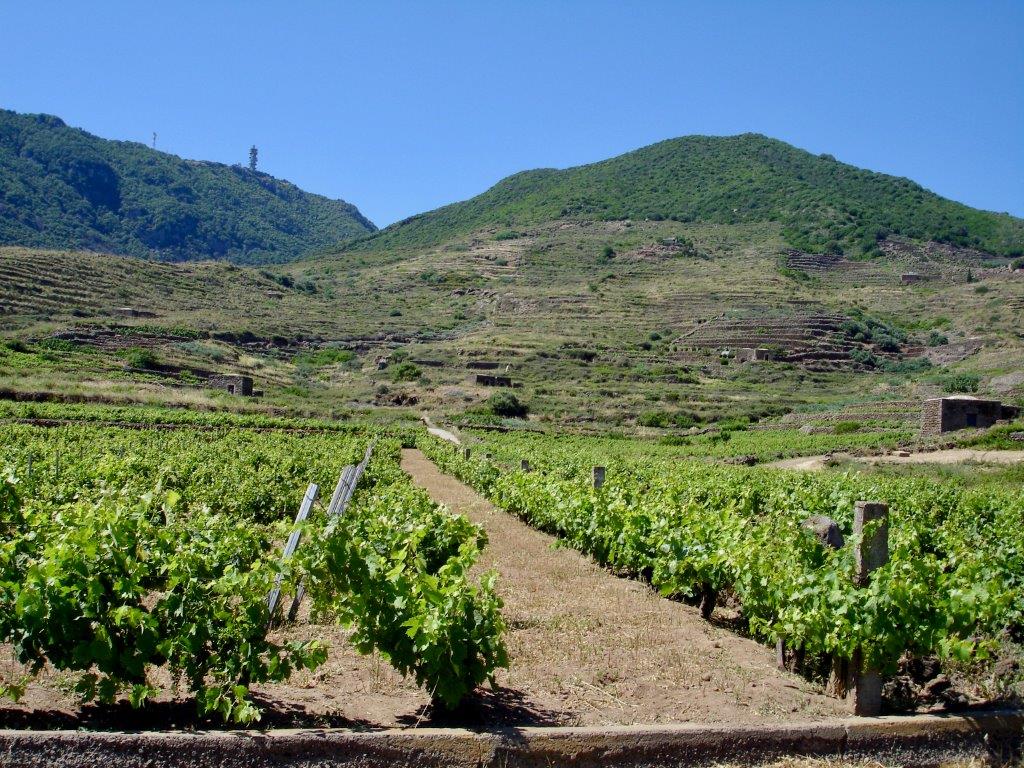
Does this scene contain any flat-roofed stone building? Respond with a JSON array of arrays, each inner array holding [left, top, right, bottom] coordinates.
[[920, 396, 1019, 435]]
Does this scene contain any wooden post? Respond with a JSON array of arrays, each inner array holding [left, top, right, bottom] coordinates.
[[521, 459, 531, 472], [850, 500, 889, 715], [592, 466, 605, 489], [267, 483, 319, 626], [463, 447, 471, 460]]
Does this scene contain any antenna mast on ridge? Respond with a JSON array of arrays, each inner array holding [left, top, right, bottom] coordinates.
[[249, 145, 258, 171]]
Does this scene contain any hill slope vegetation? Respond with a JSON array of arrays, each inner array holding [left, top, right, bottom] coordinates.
[[356, 134, 1024, 257], [0, 109, 375, 263]]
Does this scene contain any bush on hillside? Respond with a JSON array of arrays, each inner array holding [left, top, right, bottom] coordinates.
[[392, 362, 422, 382], [122, 347, 157, 369], [487, 392, 528, 419], [941, 373, 980, 394]]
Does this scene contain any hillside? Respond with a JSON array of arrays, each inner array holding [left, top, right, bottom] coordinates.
[[0, 131, 1022, 429], [355, 134, 1024, 257], [0, 109, 375, 263]]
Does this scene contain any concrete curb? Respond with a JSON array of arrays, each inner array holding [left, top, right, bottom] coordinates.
[[0, 710, 1020, 767]]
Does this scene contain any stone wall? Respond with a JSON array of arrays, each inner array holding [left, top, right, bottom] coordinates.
[[475, 374, 512, 387]]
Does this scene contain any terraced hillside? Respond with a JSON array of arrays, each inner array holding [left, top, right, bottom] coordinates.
[[2, 131, 1022, 429], [3, 212, 1021, 429]]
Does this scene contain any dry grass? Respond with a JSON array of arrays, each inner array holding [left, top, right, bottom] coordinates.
[[400, 449, 847, 726]]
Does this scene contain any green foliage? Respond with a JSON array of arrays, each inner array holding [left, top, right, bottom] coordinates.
[[392, 362, 423, 382], [120, 346, 158, 369], [941, 373, 981, 393], [0, 466, 326, 723], [352, 134, 1024, 257], [842, 311, 906, 350], [881, 357, 932, 374], [927, 330, 949, 347], [487, 391, 528, 419], [421, 434, 1023, 679], [0, 423, 507, 719], [0, 109, 375, 263], [301, 464, 507, 708], [833, 420, 862, 434], [293, 347, 356, 367]]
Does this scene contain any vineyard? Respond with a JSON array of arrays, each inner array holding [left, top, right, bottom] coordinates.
[[419, 431, 1024, 704], [1, 401, 1022, 740], [0, 418, 507, 723]]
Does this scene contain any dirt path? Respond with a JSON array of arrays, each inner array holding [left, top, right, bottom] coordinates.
[[400, 449, 845, 726], [767, 448, 1024, 471]]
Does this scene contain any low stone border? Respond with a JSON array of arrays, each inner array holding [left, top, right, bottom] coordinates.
[[0, 710, 1020, 768]]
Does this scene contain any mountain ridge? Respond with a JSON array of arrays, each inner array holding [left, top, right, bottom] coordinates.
[[0, 109, 375, 264], [348, 133, 1024, 258]]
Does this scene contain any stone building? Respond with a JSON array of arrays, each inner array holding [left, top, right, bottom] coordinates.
[[735, 347, 773, 362], [920, 396, 1019, 435], [208, 374, 254, 396]]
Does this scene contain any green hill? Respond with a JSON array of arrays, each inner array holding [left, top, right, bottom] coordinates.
[[0, 109, 375, 263], [355, 134, 1024, 257]]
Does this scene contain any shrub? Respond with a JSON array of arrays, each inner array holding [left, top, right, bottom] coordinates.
[[881, 357, 932, 374], [392, 362, 422, 382], [36, 338, 78, 352], [122, 347, 158, 369], [834, 421, 862, 434], [293, 348, 355, 367], [638, 411, 669, 428], [941, 373, 980, 394], [927, 331, 949, 347], [563, 348, 597, 362], [487, 392, 528, 419]]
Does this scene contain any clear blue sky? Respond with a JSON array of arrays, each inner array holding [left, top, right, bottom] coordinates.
[[2, 1, 1022, 227]]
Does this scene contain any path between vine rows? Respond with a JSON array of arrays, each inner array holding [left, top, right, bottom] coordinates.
[[399, 448, 846, 726]]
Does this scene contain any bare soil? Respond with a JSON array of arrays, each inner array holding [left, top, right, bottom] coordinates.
[[398, 448, 845, 726], [0, 451, 846, 731], [768, 448, 1024, 471]]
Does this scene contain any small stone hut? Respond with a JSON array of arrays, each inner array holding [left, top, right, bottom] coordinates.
[[735, 347, 772, 362], [208, 374, 254, 396], [920, 396, 1019, 435]]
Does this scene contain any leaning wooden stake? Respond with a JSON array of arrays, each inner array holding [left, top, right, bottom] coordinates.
[[848, 500, 889, 715], [592, 466, 606, 489], [285, 441, 376, 622], [266, 483, 319, 626]]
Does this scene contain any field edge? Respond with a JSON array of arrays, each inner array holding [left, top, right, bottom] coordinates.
[[0, 709, 1020, 767]]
